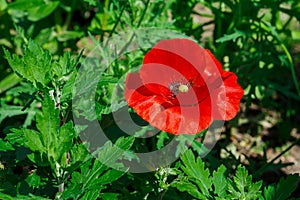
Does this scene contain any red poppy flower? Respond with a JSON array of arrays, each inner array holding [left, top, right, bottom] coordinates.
[[124, 38, 244, 134]]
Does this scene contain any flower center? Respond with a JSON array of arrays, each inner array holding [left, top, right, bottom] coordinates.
[[169, 81, 190, 97], [178, 84, 189, 93]]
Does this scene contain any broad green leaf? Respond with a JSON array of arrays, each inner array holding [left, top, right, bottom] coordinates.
[[3, 39, 52, 88], [8, 0, 59, 21], [180, 149, 212, 197], [0, 138, 14, 151], [36, 94, 60, 155], [7, 0, 43, 10], [212, 165, 227, 197], [27, 1, 59, 21]]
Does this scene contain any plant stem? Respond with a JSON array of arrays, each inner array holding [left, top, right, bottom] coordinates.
[[254, 137, 300, 177], [118, 0, 151, 57]]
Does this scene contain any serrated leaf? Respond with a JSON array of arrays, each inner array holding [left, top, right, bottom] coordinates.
[[157, 131, 169, 149], [80, 190, 100, 200], [228, 165, 262, 200], [96, 136, 135, 169], [23, 129, 45, 152], [263, 185, 275, 200], [0, 100, 36, 126], [70, 137, 135, 198], [55, 121, 76, 163], [216, 29, 246, 43], [6, 128, 27, 145], [171, 178, 206, 199], [212, 165, 227, 197], [275, 174, 298, 200], [180, 149, 212, 197], [0, 138, 14, 151], [3, 39, 52, 88], [25, 171, 41, 189], [36, 94, 60, 154], [93, 169, 125, 186]]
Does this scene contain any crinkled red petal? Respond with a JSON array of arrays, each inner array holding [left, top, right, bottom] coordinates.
[[211, 71, 244, 120]]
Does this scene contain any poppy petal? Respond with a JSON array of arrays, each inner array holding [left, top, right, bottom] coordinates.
[[212, 71, 244, 120]]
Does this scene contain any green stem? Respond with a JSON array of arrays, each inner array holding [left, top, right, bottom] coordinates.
[[104, 4, 126, 48], [254, 137, 300, 177], [118, 0, 151, 56], [62, 1, 77, 31], [280, 43, 300, 96]]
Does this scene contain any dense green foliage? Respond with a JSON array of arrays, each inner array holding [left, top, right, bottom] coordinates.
[[1, 0, 299, 199]]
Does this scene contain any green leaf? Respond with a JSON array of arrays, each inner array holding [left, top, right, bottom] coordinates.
[[23, 129, 45, 152], [80, 190, 100, 200], [0, 100, 37, 126], [0, 73, 21, 93], [83, 0, 97, 6], [25, 171, 41, 189], [6, 128, 27, 145], [274, 174, 298, 200], [216, 29, 246, 43], [0, 192, 51, 200], [157, 131, 169, 149], [27, 1, 59, 21], [263, 185, 275, 200], [0, 138, 14, 151], [3, 39, 52, 89], [0, 192, 14, 200], [228, 165, 262, 200], [55, 121, 76, 163], [8, 0, 59, 21], [100, 193, 120, 200], [180, 149, 212, 197], [7, 0, 43, 10], [212, 165, 227, 197], [63, 137, 134, 199], [36, 94, 60, 155], [57, 31, 84, 42], [171, 178, 206, 199], [93, 169, 125, 186], [95, 136, 135, 169]]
